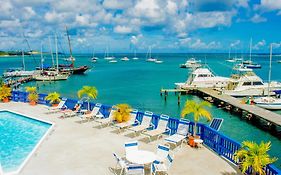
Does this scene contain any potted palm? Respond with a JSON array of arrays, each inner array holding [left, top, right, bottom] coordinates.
[[113, 104, 132, 123], [77, 86, 98, 110], [234, 141, 277, 175], [181, 100, 212, 147], [26, 86, 38, 105], [0, 85, 11, 103], [45, 92, 61, 106]]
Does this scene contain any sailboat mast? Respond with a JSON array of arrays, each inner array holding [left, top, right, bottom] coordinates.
[[55, 34, 59, 72], [149, 46, 152, 58], [268, 44, 273, 97], [249, 38, 252, 61], [22, 49, 25, 71], [48, 36, 54, 67], [40, 43, 44, 71], [66, 26, 74, 66], [228, 47, 230, 59]]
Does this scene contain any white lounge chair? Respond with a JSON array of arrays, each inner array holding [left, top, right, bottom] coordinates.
[[128, 111, 153, 136], [79, 103, 103, 122], [113, 152, 144, 175], [124, 141, 139, 155], [142, 114, 171, 142], [164, 121, 190, 149], [45, 99, 67, 113], [155, 144, 170, 162], [95, 108, 116, 128], [114, 109, 139, 133], [61, 103, 81, 118]]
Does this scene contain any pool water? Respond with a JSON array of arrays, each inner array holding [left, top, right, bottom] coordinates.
[[0, 111, 51, 173]]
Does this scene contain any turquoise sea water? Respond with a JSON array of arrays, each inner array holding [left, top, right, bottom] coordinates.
[[0, 53, 281, 168], [0, 111, 51, 173]]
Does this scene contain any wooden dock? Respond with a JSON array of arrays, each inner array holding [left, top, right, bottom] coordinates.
[[196, 88, 281, 137]]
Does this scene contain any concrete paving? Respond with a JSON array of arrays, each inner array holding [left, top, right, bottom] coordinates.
[[0, 102, 240, 175]]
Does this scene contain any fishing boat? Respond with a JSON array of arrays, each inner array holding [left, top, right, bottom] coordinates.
[[242, 38, 261, 69], [175, 67, 229, 89], [223, 65, 281, 97], [121, 57, 130, 61], [180, 58, 201, 69], [254, 44, 281, 110]]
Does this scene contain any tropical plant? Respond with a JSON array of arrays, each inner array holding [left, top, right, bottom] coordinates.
[[113, 104, 132, 123], [0, 85, 11, 101], [181, 100, 212, 136], [0, 77, 3, 86], [234, 141, 277, 175], [25, 86, 37, 94], [77, 86, 98, 109], [28, 93, 39, 103], [45, 92, 61, 104], [26, 86, 38, 105]]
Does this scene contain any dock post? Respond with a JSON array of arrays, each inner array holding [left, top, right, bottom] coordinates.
[[177, 93, 181, 106], [164, 90, 167, 101]]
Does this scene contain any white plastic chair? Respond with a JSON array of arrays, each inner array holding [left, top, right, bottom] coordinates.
[[156, 144, 170, 162], [151, 154, 174, 175], [125, 164, 145, 175], [124, 141, 138, 156]]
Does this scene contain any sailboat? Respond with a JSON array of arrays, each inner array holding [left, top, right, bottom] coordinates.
[[91, 49, 99, 63], [104, 46, 115, 60], [226, 47, 236, 62], [254, 44, 281, 110], [146, 47, 157, 62], [243, 38, 261, 69], [132, 49, 139, 60], [33, 39, 69, 81], [59, 27, 89, 74]]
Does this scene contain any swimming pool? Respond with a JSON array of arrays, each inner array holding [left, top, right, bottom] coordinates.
[[0, 110, 53, 174]]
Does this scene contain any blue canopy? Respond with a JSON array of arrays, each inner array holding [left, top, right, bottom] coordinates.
[[273, 90, 281, 94]]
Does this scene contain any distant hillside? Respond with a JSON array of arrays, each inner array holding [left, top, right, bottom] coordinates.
[[0, 51, 35, 56]]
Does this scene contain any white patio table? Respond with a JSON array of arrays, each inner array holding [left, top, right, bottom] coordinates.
[[126, 150, 156, 165]]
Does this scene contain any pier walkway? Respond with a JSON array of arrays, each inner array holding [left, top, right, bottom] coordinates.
[[197, 88, 281, 127]]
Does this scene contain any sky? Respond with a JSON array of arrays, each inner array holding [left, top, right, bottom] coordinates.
[[0, 0, 281, 53]]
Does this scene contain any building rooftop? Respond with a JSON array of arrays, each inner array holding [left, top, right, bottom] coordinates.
[[0, 102, 240, 175]]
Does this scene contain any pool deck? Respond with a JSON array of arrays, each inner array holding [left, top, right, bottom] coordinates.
[[0, 102, 240, 175]]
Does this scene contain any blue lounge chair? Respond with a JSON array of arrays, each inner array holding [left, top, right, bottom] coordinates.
[[209, 118, 223, 131]]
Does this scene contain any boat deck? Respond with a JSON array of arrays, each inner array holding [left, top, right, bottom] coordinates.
[[198, 88, 281, 127], [0, 102, 239, 175]]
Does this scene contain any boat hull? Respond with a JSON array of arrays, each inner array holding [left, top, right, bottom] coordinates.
[[255, 103, 281, 110]]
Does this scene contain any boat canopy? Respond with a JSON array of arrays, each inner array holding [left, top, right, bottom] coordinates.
[[273, 90, 281, 94]]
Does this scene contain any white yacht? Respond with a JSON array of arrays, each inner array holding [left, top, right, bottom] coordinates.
[[64, 56, 75, 62], [155, 59, 163, 64], [175, 67, 229, 89], [180, 58, 201, 69], [223, 71, 281, 97], [33, 71, 69, 81], [121, 57, 130, 61], [109, 60, 117, 63]]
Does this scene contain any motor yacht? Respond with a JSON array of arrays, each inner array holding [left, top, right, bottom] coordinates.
[[180, 58, 201, 69]]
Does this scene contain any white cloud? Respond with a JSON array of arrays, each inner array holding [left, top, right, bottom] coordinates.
[[250, 14, 267, 23], [236, 0, 249, 8], [255, 0, 281, 11], [75, 14, 97, 27], [272, 42, 281, 49], [0, 1, 13, 19], [253, 40, 266, 50], [23, 6, 36, 19], [130, 34, 143, 45], [103, 0, 133, 9], [77, 37, 86, 44], [179, 37, 191, 45], [114, 25, 133, 34], [0, 19, 21, 28], [166, 0, 178, 15], [230, 40, 241, 47]]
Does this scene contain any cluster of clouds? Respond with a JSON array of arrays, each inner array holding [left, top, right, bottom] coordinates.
[[0, 0, 280, 52]]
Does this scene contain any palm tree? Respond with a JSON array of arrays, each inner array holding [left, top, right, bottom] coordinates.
[[77, 86, 98, 110], [45, 92, 61, 105], [113, 104, 132, 123], [234, 141, 277, 175], [25, 86, 37, 94], [181, 100, 212, 136]]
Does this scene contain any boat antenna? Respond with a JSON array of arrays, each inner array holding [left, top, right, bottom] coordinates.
[[268, 43, 273, 97], [48, 36, 55, 67], [65, 26, 74, 67]]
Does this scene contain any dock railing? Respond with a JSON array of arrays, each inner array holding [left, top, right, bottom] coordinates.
[[10, 91, 281, 175]]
